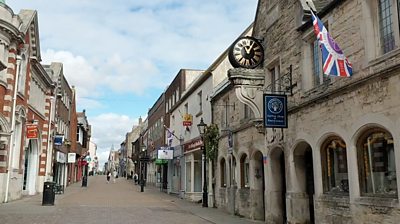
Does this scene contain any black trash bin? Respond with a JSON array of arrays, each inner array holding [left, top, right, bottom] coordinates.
[[82, 176, 87, 187], [42, 182, 55, 206]]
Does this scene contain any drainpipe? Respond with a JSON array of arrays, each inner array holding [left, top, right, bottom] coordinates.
[[4, 55, 22, 203], [45, 95, 55, 181]]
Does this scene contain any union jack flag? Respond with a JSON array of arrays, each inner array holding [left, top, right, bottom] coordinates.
[[311, 10, 353, 77]]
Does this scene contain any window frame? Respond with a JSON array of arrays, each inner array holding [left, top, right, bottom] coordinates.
[[301, 24, 332, 91], [240, 154, 250, 188], [220, 158, 226, 188], [356, 128, 397, 198], [321, 136, 349, 195]]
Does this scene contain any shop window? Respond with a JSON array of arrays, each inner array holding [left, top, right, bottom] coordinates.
[[321, 137, 349, 194], [240, 154, 250, 188], [229, 156, 236, 186], [220, 158, 226, 187], [357, 128, 397, 197]]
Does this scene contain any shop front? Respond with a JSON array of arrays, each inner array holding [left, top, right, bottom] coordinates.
[[183, 137, 203, 201], [54, 151, 67, 188]]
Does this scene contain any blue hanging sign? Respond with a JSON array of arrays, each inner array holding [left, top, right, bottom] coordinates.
[[54, 135, 64, 146], [263, 94, 288, 128]]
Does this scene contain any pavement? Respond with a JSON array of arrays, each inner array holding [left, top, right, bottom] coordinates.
[[0, 175, 262, 224]]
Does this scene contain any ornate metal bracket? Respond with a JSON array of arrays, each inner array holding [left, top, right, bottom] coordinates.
[[264, 65, 293, 96]]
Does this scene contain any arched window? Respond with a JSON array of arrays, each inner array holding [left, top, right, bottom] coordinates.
[[357, 128, 397, 197], [321, 137, 349, 194], [240, 154, 250, 188], [220, 158, 226, 187]]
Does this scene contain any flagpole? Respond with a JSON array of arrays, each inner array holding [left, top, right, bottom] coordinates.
[[306, 1, 317, 15], [163, 125, 181, 141]]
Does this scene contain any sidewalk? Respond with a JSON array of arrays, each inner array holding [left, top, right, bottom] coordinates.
[[141, 183, 262, 224], [0, 176, 263, 224]]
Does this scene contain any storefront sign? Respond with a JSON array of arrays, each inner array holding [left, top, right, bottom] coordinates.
[[264, 94, 288, 128], [26, 124, 38, 139], [183, 113, 193, 126], [56, 151, 66, 163], [158, 148, 173, 160], [68, 153, 76, 163], [183, 137, 203, 154], [155, 159, 168, 165]]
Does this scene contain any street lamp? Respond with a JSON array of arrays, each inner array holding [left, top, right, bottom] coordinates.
[[197, 118, 208, 208], [140, 146, 148, 192]]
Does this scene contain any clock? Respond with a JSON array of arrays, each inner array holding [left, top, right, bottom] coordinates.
[[228, 36, 264, 69]]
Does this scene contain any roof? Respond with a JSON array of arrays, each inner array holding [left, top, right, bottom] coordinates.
[[18, 9, 41, 61]]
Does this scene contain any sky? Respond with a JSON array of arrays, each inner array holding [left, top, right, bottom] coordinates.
[[7, 0, 258, 168]]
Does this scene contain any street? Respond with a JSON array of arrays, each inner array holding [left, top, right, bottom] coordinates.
[[0, 176, 261, 224]]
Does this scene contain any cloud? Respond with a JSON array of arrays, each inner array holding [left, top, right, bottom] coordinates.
[[90, 113, 137, 148], [88, 113, 140, 167], [7, 0, 258, 167], [11, 0, 257, 94], [96, 150, 110, 171]]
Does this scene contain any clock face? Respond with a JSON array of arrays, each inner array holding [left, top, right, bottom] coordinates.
[[228, 36, 264, 69]]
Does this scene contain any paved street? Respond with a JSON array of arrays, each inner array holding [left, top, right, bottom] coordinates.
[[0, 176, 261, 224]]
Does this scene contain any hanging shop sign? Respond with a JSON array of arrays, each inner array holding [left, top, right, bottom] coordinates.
[[183, 113, 193, 126], [56, 151, 66, 163], [26, 124, 38, 139], [54, 135, 64, 146], [68, 153, 76, 163], [158, 148, 173, 160], [264, 94, 288, 128]]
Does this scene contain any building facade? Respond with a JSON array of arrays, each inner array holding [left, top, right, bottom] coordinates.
[[218, 0, 400, 223], [0, 4, 56, 202], [147, 93, 166, 189]]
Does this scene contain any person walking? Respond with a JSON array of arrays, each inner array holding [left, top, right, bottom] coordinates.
[[106, 171, 111, 183], [133, 173, 138, 185], [113, 170, 118, 183]]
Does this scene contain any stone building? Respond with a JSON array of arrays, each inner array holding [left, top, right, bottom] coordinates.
[[220, 0, 400, 223], [126, 117, 144, 178]]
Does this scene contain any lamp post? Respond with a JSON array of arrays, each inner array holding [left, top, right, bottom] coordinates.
[[197, 118, 208, 208], [139, 146, 148, 192]]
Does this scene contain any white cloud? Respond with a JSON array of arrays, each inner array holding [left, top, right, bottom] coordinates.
[[7, 0, 258, 167], [96, 150, 110, 171], [10, 0, 257, 94], [89, 113, 139, 167]]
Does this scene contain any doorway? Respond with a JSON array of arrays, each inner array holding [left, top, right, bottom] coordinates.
[[253, 151, 265, 221], [305, 149, 315, 223], [269, 148, 287, 223], [23, 140, 39, 195], [293, 143, 315, 224]]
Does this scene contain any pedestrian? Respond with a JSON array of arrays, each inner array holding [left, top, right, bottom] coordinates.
[[106, 171, 111, 183], [113, 170, 117, 183], [133, 173, 138, 185]]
